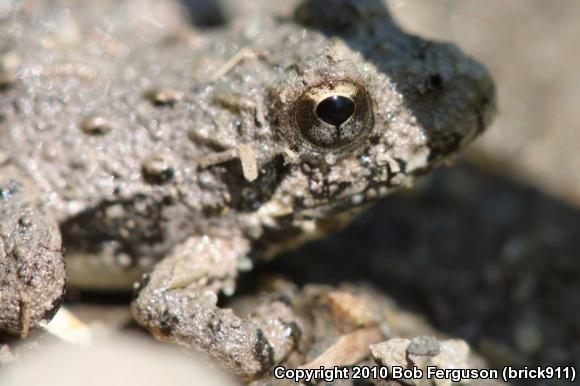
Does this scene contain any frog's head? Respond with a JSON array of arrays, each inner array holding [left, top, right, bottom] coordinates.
[[261, 0, 495, 220]]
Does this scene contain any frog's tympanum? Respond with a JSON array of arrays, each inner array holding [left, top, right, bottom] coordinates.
[[0, 0, 495, 378]]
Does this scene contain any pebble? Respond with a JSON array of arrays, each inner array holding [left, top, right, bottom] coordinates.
[[407, 335, 441, 356], [371, 337, 473, 386]]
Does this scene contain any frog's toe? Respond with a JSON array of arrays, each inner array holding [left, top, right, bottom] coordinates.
[[0, 165, 66, 337], [130, 236, 301, 379]]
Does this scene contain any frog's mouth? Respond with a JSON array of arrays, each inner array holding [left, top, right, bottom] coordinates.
[[256, 195, 373, 261], [297, 191, 377, 220]]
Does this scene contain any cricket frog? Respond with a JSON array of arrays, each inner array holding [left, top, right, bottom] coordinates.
[[0, 0, 495, 378]]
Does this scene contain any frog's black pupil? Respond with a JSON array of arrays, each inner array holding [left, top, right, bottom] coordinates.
[[315, 95, 355, 127]]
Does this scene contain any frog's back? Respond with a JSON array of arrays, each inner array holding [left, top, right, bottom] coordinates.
[[0, 1, 211, 219], [0, 0, 282, 288]]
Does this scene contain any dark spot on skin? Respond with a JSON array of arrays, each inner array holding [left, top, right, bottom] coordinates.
[[201, 202, 229, 217], [292, 196, 306, 210], [394, 157, 407, 174], [143, 166, 174, 185], [61, 197, 167, 261], [159, 310, 179, 337], [311, 180, 351, 200], [80, 115, 114, 135], [426, 73, 444, 92], [428, 132, 462, 162], [223, 154, 289, 212], [253, 113, 263, 128], [280, 320, 302, 347], [41, 285, 67, 323], [181, 0, 227, 28], [18, 216, 32, 228], [208, 317, 223, 335], [161, 194, 176, 206], [145, 89, 183, 107], [0, 72, 14, 91], [369, 135, 381, 145], [417, 73, 445, 95], [142, 156, 175, 185], [254, 328, 275, 374]]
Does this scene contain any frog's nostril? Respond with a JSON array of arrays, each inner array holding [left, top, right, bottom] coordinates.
[[315, 95, 355, 127]]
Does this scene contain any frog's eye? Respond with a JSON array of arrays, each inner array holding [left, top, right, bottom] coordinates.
[[293, 80, 373, 150]]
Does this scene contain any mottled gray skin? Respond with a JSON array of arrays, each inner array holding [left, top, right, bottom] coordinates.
[[0, 0, 495, 378]]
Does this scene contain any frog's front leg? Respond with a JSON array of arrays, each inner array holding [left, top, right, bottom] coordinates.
[[0, 164, 66, 337], [131, 236, 300, 379]]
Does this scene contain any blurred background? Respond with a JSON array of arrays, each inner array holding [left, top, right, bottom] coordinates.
[[390, 0, 580, 203]]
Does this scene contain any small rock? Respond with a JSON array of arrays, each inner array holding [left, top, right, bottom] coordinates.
[[372, 337, 475, 386], [431, 340, 472, 386], [301, 327, 383, 369], [325, 290, 377, 328], [370, 338, 415, 384], [407, 335, 441, 357]]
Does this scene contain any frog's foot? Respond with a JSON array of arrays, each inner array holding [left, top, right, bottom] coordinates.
[[130, 236, 301, 379], [0, 164, 66, 337]]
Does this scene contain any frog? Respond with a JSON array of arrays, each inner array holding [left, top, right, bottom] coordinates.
[[0, 0, 495, 379]]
